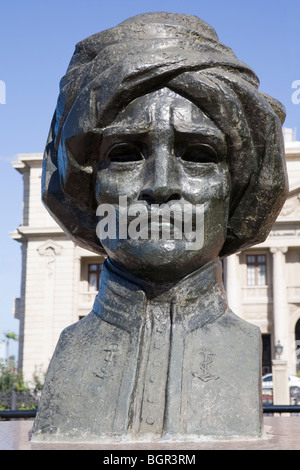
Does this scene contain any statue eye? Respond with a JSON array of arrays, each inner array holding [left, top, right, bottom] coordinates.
[[107, 143, 144, 162], [181, 144, 218, 163]]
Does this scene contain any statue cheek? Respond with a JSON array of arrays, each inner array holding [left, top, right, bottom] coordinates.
[[182, 171, 230, 206], [94, 166, 144, 203]]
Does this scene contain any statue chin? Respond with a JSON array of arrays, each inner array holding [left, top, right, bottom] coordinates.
[[100, 236, 223, 283]]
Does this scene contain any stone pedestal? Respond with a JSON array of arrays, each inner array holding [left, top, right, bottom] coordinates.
[[2, 418, 300, 450]]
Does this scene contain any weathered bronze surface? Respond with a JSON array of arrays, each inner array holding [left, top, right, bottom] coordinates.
[[32, 12, 288, 442]]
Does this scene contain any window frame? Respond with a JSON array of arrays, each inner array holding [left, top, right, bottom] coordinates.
[[246, 254, 267, 286], [87, 263, 102, 292]]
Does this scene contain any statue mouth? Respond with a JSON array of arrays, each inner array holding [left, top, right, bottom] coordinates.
[[96, 197, 204, 244]]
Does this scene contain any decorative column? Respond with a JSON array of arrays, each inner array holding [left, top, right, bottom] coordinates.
[[270, 247, 289, 405], [225, 253, 240, 315], [270, 247, 288, 356]]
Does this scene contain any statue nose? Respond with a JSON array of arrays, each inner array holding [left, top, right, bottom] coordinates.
[[139, 149, 181, 205], [140, 187, 181, 205]]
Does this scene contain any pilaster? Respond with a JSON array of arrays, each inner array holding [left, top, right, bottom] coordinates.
[[270, 247, 288, 360], [225, 254, 241, 315]]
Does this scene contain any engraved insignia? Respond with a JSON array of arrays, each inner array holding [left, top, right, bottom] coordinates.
[[93, 344, 119, 379], [192, 348, 219, 382]]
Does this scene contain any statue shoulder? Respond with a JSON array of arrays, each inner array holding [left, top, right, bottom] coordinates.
[[56, 311, 101, 350], [220, 308, 261, 340]]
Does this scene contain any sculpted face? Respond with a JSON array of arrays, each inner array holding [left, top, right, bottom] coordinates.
[[94, 87, 230, 282]]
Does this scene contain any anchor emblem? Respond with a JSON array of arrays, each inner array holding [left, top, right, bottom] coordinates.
[[192, 348, 219, 382], [93, 344, 119, 379]]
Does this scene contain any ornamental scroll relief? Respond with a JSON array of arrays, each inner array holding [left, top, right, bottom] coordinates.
[[37, 240, 63, 277]]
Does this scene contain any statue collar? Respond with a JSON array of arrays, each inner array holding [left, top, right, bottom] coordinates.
[[92, 257, 228, 331]]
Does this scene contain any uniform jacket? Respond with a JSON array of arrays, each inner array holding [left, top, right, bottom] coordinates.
[[32, 258, 262, 442]]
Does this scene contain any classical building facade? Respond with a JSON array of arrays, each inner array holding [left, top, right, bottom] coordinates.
[[225, 128, 300, 376], [10, 128, 300, 384]]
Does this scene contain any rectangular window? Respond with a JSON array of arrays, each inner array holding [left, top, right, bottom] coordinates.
[[246, 254, 267, 286], [88, 263, 102, 291]]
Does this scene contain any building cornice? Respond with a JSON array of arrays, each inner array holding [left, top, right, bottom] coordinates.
[[12, 153, 43, 173], [284, 141, 300, 158], [10, 225, 66, 241]]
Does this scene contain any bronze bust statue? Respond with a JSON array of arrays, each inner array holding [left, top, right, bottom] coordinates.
[[32, 12, 288, 442]]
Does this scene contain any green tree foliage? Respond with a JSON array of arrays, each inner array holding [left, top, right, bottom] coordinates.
[[2, 331, 18, 365], [0, 362, 28, 392]]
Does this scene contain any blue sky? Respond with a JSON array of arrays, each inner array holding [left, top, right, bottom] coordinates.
[[0, 0, 299, 360]]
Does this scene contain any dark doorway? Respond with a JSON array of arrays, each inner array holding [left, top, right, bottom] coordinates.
[[262, 334, 272, 375], [295, 319, 300, 374]]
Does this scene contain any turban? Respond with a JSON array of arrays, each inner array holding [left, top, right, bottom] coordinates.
[[42, 12, 288, 257]]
